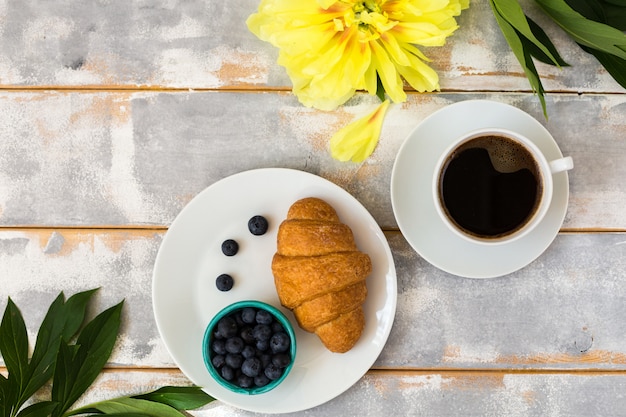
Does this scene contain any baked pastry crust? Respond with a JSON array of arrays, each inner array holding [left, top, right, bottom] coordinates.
[[272, 197, 371, 353]]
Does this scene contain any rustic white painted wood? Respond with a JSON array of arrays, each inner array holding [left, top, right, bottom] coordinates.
[[30, 369, 626, 417], [0, 92, 624, 229], [0, 0, 622, 94], [2, 230, 626, 371], [1, 0, 625, 415]]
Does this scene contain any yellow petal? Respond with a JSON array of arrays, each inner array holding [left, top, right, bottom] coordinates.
[[397, 57, 440, 92], [330, 100, 391, 162], [316, 0, 338, 9], [369, 41, 406, 103]]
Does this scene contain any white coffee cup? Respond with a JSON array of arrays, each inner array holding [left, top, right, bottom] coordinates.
[[433, 128, 573, 245]]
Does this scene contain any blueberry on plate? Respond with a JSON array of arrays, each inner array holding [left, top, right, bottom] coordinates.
[[248, 215, 268, 235], [216, 274, 234, 292], [221, 239, 239, 256]]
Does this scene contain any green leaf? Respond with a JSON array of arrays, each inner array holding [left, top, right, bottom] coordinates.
[[52, 342, 80, 417], [16, 401, 58, 417], [0, 298, 29, 403], [566, 0, 608, 21], [17, 289, 98, 413], [535, 0, 626, 59], [490, 0, 549, 117], [52, 301, 124, 417], [132, 386, 215, 410], [566, 0, 626, 30], [64, 398, 183, 417], [375, 74, 386, 102], [491, 0, 565, 66], [525, 16, 570, 66], [581, 45, 626, 88], [60, 289, 100, 342], [72, 414, 151, 417], [0, 372, 16, 417]]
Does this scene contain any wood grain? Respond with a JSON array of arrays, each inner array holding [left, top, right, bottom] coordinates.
[[0, 0, 621, 94], [0, 91, 624, 230], [2, 229, 626, 371], [0, 0, 625, 415], [17, 368, 626, 417]]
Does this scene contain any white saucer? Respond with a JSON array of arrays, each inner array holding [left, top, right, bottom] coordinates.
[[390, 100, 570, 278], [152, 168, 397, 413]]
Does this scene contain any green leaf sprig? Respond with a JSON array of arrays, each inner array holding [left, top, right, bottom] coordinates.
[[0, 289, 215, 417], [490, 0, 626, 117]]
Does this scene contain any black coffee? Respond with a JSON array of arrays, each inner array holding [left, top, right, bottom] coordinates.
[[438, 135, 542, 238]]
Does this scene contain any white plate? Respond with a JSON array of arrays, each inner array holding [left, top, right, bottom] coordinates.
[[152, 168, 397, 413], [391, 100, 570, 278]]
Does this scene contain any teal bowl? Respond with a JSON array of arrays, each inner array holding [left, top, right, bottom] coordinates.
[[202, 300, 297, 395]]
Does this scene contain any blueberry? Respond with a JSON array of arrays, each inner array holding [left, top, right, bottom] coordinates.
[[240, 327, 255, 344], [272, 353, 291, 368], [264, 363, 283, 380], [215, 274, 234, 292], [217, 317, 238, 338], [241, 307, 256, 324], [212, 339, 227, 355], [256, 339, 269, 352], [234, 312, 245, 326], [254, 374, 270, 387], [221, 239, 239, 256], [241, 357, 262, 377], [257, 352, 272, 368], [225, 337, 244, 354], [271, 321, 284, 333], [211, 354, 225, 369], [221, 365, 235, 381], [256, 309, 273, 325], [237, 374, 254, 388], [253, 324, 272, 342], [225, 353, 243, 369], [248, 215, 268, 235], [241, 345, 256, 359], [270, 332, 290, 353]]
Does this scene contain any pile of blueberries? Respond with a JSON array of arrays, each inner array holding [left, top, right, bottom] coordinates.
[[209, 306, 293, 390]]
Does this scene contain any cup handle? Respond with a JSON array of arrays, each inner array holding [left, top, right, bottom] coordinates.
[[549, 156, 573, 174]]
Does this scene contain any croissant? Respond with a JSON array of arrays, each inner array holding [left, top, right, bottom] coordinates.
[[271, 197, 371, 353]]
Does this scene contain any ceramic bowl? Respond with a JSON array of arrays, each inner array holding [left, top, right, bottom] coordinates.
[[202, 300, 296, 395]]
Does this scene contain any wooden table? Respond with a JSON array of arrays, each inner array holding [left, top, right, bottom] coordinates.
[[2, 1, 626, 415]]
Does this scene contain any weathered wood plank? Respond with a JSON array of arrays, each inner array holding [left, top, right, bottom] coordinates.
[[0, 91, 624, 229], [0, 0, 621, 94], [23, 368, 626, 417], [2, 229, 626, 370]]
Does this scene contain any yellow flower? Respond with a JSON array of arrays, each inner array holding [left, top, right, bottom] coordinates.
[[330, 100, 390, 162], [247, 0, 469, 111]]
